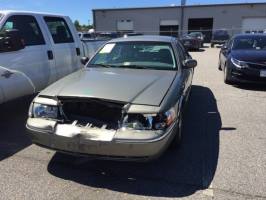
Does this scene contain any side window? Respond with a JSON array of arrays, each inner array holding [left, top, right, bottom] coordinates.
[[1, 15, 45, 46], [176, 42, 186, 62], [44, 17, 74, 44]]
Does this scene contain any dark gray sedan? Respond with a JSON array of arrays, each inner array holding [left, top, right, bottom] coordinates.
[[26, 36, 197, 161]]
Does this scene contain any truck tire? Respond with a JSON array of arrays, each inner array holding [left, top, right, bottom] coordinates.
[[211, 43, 214, 48]]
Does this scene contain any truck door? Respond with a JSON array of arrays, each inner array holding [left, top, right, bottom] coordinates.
[[43, 16, 81, 79], [0, 14, 55, 103]]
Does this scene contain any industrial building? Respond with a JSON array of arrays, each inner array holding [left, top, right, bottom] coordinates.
[[92, 2, 266, 41]]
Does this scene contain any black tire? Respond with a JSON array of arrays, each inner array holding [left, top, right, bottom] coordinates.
[[218, 59, 222, 71], [170, 112, 183, 148], [211, 43, 214, 48], [224, 65, 233, 84]]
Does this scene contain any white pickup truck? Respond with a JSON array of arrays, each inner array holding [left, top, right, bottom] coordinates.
[[0, 11, 105, 104]]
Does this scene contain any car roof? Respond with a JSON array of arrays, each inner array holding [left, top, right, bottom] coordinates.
[[233, 34, 266, 39], [0, 10, 66, 17], [109, 35, 176, 43]]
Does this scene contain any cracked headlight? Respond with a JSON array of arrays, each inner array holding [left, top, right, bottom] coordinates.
[[231, 58, 248, 69], [32, 103, 58, 119], [122, 107, 177, 131]]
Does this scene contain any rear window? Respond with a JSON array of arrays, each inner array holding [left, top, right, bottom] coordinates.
[[214, 30, 228, 35]]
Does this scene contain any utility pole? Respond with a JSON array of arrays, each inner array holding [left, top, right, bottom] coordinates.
[[180, 0, 186, 36]]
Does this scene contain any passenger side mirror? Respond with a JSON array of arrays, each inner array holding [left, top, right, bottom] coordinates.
[[183, 59, 197, 69], [0, 29, 25, 52], [221, 44, 228, 50], [81, 56, 90, 65]]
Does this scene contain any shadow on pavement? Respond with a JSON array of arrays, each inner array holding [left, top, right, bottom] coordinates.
[[48, 85, 222, 198], [188, 48, 205, 52], [0, 96, 33, 161], [234, 83, 266, 91]]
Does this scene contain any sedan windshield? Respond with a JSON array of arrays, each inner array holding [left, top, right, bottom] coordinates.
[[89, 42, 176, 70], [232, 36, 266, 50]]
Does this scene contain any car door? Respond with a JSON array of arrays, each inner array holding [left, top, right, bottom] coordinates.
[[43, 16, 81, 80], [0, 14, 55, 103]]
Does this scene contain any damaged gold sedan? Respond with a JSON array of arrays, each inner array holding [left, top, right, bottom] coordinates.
[[26, 36, 197, 161]]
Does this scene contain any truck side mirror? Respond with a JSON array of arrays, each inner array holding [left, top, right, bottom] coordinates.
[[81, 57, 89, 65], [0, 29, 25, 52]]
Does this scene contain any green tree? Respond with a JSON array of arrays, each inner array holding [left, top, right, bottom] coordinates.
[[74, 20, 93, 32], [74, 20, 81, 31]]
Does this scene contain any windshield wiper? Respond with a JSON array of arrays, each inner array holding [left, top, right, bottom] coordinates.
[[89, 64, 113, 68], [116, 65, 149, 69]]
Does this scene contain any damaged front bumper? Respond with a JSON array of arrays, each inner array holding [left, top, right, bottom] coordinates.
[[26, 118, 177, 161]]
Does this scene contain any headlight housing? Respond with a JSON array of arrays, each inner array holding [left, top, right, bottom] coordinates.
[[231, 58, 248, 69], [32, 103, 59, 119], [122, 107, 177, 131]]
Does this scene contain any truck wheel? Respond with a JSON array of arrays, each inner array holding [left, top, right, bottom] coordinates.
[[211, 43, 214, 48]]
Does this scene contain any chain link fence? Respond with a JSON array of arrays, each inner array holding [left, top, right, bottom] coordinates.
[[82, 28, 266, 43]]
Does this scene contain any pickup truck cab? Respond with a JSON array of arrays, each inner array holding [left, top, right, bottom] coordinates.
[[0, 11, 101, 104]]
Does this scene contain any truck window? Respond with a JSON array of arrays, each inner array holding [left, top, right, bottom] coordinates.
[[44, 17, 74, 44], [1, 15, 45, 46]]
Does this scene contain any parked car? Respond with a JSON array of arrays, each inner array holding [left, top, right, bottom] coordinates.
[[123, 32, 143, 37], [26, 36, 197, 161], [219, 34, 266, 84], [180, 35, 202, 50], [188, 32, 204, 47], [211, 29, 230, 47], [96, 32, 120, 40], [0, 11, 104, 104], [78, 32, 95, 40]]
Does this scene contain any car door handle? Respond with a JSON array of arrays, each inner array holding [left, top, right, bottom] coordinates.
[[1, 70, 14, 78], [47, 50, 54, 60]]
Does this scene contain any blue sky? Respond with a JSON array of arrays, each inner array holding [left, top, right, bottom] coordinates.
[[1, 0, 265, 24]]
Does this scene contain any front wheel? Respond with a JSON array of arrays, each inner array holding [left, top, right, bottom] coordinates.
[[224, 65, 233, 84], [211, 43, 214, 48], [218, 59, 222, 71], [170, 112, 183, 148]]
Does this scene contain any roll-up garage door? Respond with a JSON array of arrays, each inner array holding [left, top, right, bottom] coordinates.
[[242, 17, 266, 33]]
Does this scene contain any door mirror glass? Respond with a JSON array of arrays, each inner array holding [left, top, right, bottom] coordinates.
[[81, 57, 89, 65], [183, 59, 197, 69], [0, 29, 25, 52], [221, 44, 228, 50]]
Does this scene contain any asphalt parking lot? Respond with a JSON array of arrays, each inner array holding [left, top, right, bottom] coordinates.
[[0, 46, 265, 200]]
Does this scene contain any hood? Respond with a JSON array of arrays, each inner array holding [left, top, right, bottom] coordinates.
[[40, 68, 177, 106], [231, 50, 266, 64]]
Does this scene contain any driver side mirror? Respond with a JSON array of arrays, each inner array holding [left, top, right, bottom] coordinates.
[[0, 29, 25, 52], [183, 59, 197, 69], [81, 56, 90, 65]]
